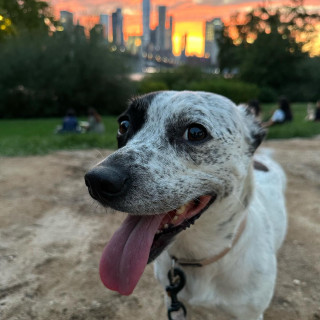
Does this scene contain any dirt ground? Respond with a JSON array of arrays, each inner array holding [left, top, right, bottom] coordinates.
[[0, 138, 319, 320]]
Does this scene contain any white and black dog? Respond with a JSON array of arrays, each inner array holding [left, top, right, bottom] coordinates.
[[85, 91, 287, 320]]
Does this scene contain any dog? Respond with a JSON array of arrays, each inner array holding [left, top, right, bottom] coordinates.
[[85, 91, 287, 320]]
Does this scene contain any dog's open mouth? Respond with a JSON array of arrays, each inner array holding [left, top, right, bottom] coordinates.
[[99, 194, 216, 296]]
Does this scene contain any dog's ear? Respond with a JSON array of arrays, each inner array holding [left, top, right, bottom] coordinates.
[[239, 106, 266, 153]]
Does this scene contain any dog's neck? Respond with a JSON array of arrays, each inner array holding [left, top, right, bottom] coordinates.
[[171, 215, 247, 267], [168, 166, 254, 263]]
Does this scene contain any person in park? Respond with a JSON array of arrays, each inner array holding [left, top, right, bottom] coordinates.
[[262, 96, 293, 128], [87, 108, 105, 133], [247, 99, 262, 120], [56, 109, 81, 133]]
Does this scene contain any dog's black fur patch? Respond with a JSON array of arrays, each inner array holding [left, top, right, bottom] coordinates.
[[117, 92, 159, 148]]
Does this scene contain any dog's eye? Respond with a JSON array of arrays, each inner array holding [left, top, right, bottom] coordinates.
[[118, 120, 130, 135], [184, 124, 208, 142]]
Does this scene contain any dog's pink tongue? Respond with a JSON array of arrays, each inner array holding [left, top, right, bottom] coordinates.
[[99, 213, 165, 296]]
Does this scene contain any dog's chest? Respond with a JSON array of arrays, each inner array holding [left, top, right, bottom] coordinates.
[[180, 273, 221, 307], [155, 257, 230, 309], [179, 267, 238, 309]]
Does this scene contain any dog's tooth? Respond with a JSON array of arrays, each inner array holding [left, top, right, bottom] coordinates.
[[173, 216, 179, 222], [164, 224, 169, 229], [176, 204, 186, 215], [156, 230, 161, 234]]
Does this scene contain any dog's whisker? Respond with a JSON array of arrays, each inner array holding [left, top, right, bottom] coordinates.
[[233, 194, 247, 211], [94, 149, 105, 160], [95, 191, 107, 206]]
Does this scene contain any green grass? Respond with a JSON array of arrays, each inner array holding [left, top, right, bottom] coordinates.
[[0, 103, 319, 156], [261, 103, 320, 139], [0, 117, 118, 156]]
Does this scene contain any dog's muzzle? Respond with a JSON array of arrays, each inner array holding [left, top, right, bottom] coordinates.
[[84, 166, 129, 202]]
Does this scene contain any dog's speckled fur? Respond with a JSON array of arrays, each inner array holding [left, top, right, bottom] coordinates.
[[87, 91, 287, 320]]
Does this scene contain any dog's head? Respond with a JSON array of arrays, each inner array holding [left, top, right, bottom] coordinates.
[[85, 91, 265, 295]]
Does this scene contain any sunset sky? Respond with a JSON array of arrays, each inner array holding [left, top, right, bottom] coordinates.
[[48, 0, 320, 56]]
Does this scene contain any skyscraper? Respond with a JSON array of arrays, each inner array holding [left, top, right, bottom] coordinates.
[[165, 16, 173, 52], [90, 24, 104, 44], [74, 20, 86, 42], [60, 11, 73, 32], [142, 0, 150, 49], [181, 33, 187, 59], [100, 14, 109, 42], [112, 8, 124, 47], [157, 6, 166, 51], [204, 18, 223, 66], [147, 4, 173, 56]]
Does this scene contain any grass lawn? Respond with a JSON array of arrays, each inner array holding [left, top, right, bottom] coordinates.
[[0, 117, 118, 156], [0, 103, 319, 156], [261, 103, 320, 139]]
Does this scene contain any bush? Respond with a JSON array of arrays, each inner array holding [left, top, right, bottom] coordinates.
[[137, 65, 260, 104], [187, 79, 260, 104], [0, 34, 135, 118], [138, 80, 168, 94], [258, 87, 278, 103], [281, 57, 320, 102]]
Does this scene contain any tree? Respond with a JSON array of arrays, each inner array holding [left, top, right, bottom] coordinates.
[[219, 0, 320, 100], [0, 0, 55, 40], [218, 26, 243, 72], [240, 29, 303, 89], [226, 0, 319, 53], [0, 35, 135, 117]]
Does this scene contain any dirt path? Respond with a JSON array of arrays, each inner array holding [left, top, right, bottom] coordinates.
[[0, 138, 319, 320]]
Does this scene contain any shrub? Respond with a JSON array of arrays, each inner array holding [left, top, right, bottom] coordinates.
[[258, 87, 278, 103], [138, 80, 168, 94], [137, 65, 260, 104], [186, 79, 260, 104], [0, 34, 135, 118]]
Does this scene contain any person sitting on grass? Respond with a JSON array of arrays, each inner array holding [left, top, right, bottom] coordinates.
[[56, 109, 81, 133], [247, 99, 262, 121], [87, 108, 105, 133], [262, 96, 293, 128]]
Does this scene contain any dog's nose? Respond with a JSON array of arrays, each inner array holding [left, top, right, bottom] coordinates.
[[84, 166, 128, 200]]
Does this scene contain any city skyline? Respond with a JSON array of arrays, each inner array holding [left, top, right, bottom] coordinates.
[[49, 0, 320, 56]]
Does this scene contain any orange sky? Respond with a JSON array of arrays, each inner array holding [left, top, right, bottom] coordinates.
[[49, 0, 320, 56]]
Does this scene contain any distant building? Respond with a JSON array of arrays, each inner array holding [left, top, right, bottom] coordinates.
[[142, 0, 150, 49], [180, 33, 187, 62], [150, 28, 157, 46], [127, 36, 142, 55], [165, 16, 173, 52], [90, 24, 104, 44], [204, 18, 223, 66], [140, 4, 173, 58], [184, 56, 211, 68], [100, 14, 109, 42], [74, 21, 86, 42], [112, 8, 124, 47], [60, 11, 73, 32], [157, 6, 166, 51]]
